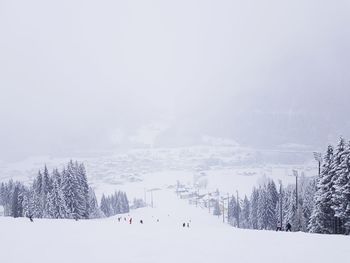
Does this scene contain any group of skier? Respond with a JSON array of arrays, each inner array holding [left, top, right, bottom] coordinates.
[[117, 216, 160, 225], [117, 216, 133, 224], [182, 222, 190, 228], [116, 215, 193, 228], [276, 222, 292, 232], [27, 212, 292, 232]]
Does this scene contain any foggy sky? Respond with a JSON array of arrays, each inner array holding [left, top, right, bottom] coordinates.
[[1, 0, 350, 160]]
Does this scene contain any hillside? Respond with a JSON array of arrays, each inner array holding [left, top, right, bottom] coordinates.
[[1, 189, 348, 263]]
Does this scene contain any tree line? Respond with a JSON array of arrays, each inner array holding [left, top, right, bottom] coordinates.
[[225, 137, 350, 235], [0, 160, 129, 219], [226, 175, 314, 232], [100, 191, 130, 217]]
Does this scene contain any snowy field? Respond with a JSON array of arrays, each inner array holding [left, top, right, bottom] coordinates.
[[1, 189, 349, 263]]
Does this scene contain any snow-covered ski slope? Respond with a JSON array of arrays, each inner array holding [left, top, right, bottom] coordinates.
[[1, 189, 349, 263]]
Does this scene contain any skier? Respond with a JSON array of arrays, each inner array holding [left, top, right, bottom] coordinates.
[[286, 222, 292, 232], [140, 220, 143, 224], [28, 215, 34, 222], [187, 222, 190, 228], [118, 217, 121, 222], [129, 218, 133, 224], [276, 222, 282, 231], [182, 223, 186, 227]]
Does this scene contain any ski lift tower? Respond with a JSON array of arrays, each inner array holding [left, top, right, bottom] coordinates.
[[313, 152, 322, 177], [292, 169, 300, 231]]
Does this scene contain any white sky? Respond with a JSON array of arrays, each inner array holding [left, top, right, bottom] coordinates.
[[1, 0, 350, 160]]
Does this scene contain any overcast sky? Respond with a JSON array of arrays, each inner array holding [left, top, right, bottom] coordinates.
[[1, 0, 350, 160]]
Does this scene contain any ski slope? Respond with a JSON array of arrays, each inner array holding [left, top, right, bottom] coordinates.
[[1, 189, 349, 263]]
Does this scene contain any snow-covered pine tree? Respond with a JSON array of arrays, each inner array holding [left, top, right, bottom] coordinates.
[[302, 178, 316, 232], [11, 184, 20, 218], [53, 168, 62, 187], [76, 162, 90, 219], [257, 185, 269, 230], [286, 186, 297, 231], [309, 145, 335, 234], [22, 188, 30, 217], [46, 171, 67, 219], [241, 195, 251, 229], [121, 192, 130, 213], [266, 180, 278, 230], [111, 192, 118, 214], [35, 171, 44, 217], [249, 187, 259, 229], [227, 195, 240, 227], [61, 163, 79, 219], [0, 181, 11, 216], [17, 184, 25, 217], [338, 142, 350, 234], [28, 178, 42, 218], [275, 182, 284, 230], [0, 182, 5, 208], [88, 187, 103, 218], [0, 182, 9, 215], [332, 140, 350, 234], [100, 194, 111, 217], [132, 198, 146, 209], [42, 165, 51, 217], [282, 186, 289, 228]]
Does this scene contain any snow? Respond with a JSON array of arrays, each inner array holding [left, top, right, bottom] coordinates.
[[0, 145, 317, 188], [1, 145, 343, 263], [1, 189, 349, 263]]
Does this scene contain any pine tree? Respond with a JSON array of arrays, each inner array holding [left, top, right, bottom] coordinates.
[[61, 163, 79, 219], [88, 187, 102, 218], [266, 180, 278, 230], [29, 179, 42, 218], [309, 145, 335, 234], [100, 194, 111, 217], [241, 195, 251, 229], [121, 192, 130, 213], [12, 184, 20, 218], [302, 178, 316, 232], [331, 140, 350, 234], [249, 187, 259, 229], [257, 186, 269, 230], [0, 182, 5, 208], [227, 195, 239, 226], [35, 172, 44, 217], [76, 163, 89, 219], [42, 165, 51, 217], [286, 187, 297, 231], [46, 172, 67, 219]]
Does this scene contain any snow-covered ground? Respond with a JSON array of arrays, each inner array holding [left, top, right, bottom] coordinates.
[[1, 189, 349, 263], [2, 145, 337, 263]]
